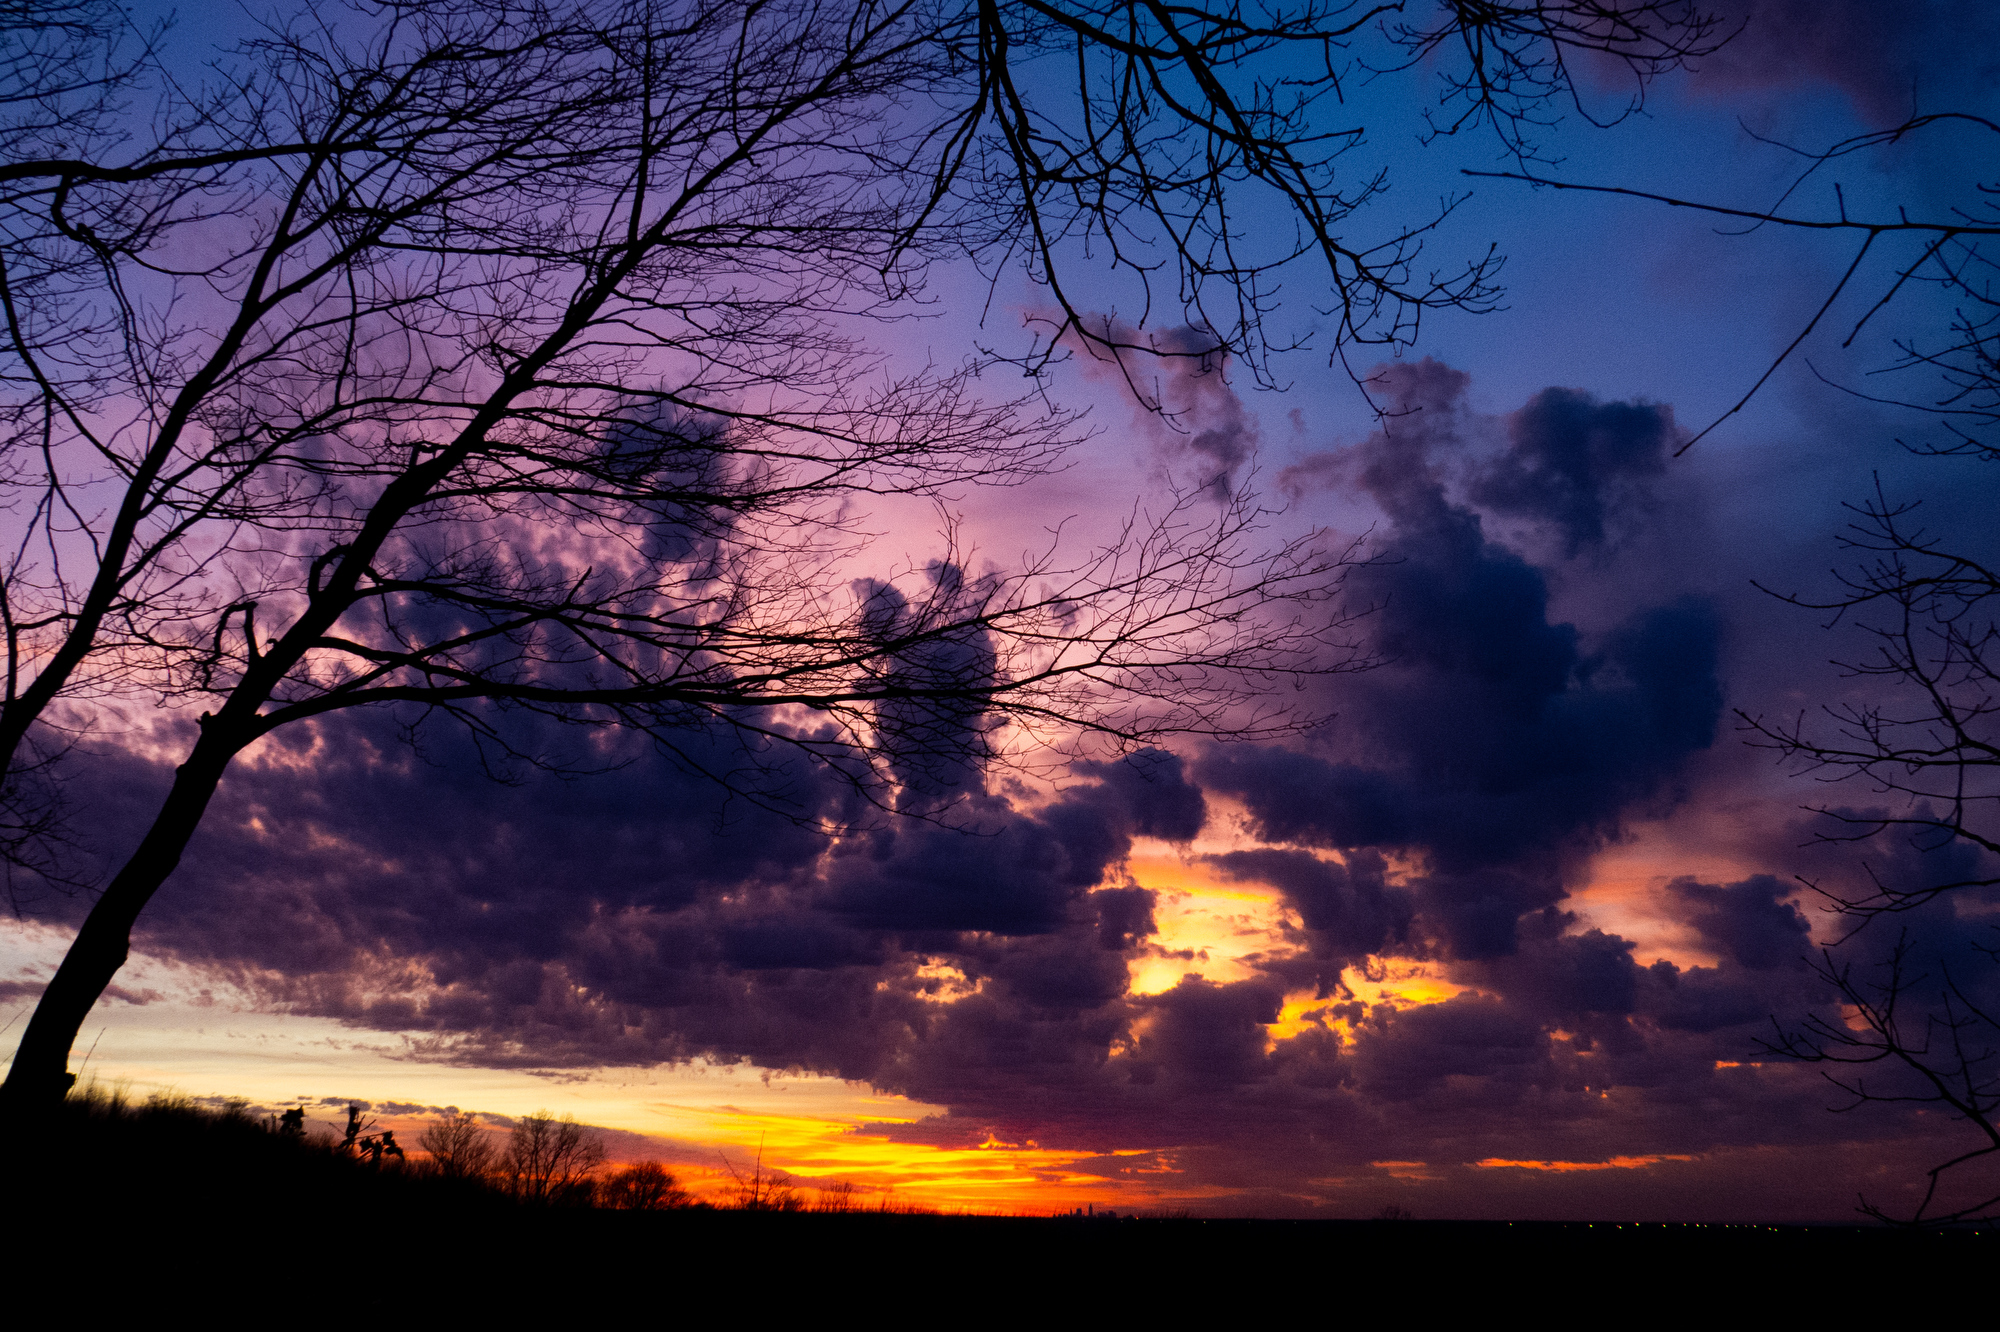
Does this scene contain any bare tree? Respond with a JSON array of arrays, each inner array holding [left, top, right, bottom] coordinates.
[[600, 1160, 693, 1210], [1720, 120, 2000, 926], [505, 1110, 607, 1205], [1737, 480, 1999, 918], [1379, 0, 1728, 161], [943, 0, 1726, 385], [418, 1110, 497, 1182], [1465, 113, 2000, 456], [1742, 378, 2000, 1225], [1, 1, 165, 163], [0, 0, 1726, 1114], [810, 1179, 861, 1213], [717, 1139, 803, 1212]]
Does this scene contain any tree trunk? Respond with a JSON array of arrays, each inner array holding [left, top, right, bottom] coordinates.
[[0, 727, 242, 1115]]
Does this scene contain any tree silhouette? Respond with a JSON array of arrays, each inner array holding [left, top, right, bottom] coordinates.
[[1761, 937, 2000, 1226], [600, 1160, 693, 1210], [0, 0, 1724, 1111], [419, 1110, 498, 1183], [505, 1110, 607, 1205]]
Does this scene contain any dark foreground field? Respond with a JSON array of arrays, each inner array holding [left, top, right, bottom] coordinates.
[[11, 1096, 1984, 1313]]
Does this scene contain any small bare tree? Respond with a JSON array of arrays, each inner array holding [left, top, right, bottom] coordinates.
[[600, 1160, 693, 1210], [505, 1110, 607, 1206], [418, 1110, 497, 1183], [811, 1179, 861, 1213], [717, 1139, 803, 1212]]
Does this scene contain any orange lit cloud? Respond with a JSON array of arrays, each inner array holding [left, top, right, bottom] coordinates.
[[1123, 850, 1291, 995], [1474, 1155, 1696, 1172]]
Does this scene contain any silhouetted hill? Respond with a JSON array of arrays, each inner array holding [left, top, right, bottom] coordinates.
[[14, 1088, 1988, 1314]]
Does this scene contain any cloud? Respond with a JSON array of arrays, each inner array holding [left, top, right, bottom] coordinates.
[[823, 747, 1203, 935], [1473, 1154, 1695, 1172], [1128, 974, 1285, 1092], [1347, 992, 1548, 1102], [1689, 1, 1999, 125], [1209, 360, 1724, 958], [20, 344, 1998, 1222], [1471, 388, 1675, 558], [1668, 874, 1811, 971], [1208, 847, 1411, 980], [1070, 320, 1259, 498]]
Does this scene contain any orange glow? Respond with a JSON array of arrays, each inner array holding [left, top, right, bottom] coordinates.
[[1268, 964, 1478, 1046], [1474, 1155, 1696, 1172], [1124, 848, 1475, 1022], [1353, 961, 1472, 1008], [291, 1084, 1200, 1214], [1568, 809, 1826, 964], [1123, 851, 1293, 995], [659, 1104, 1133, 1211], [1268, 993, 1342, 1042]]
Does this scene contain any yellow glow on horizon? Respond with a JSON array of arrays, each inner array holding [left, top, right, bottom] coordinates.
[[1474, 1155, 1696, 1172], [631, 1101, 1127, 1210], [2, 921, 1206, 1215]]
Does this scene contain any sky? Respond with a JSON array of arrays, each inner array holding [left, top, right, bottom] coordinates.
[[4, 0, 1998, 1219]]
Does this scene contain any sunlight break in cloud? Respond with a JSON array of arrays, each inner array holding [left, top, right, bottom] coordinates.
[[1475, 1156, 1698, 1173]]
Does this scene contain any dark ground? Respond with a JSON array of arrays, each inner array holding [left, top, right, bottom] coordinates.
[[9, 1097, 1981, 1313]]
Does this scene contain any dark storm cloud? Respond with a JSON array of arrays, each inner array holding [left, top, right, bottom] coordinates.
[[35, 709, 885, 1068], [1073, 747, 1207, 842], [1466, 910, 1643, 1019], [1211, 360, 1724, 957], [47, 681, 1822, 1203], [33, 714, 1215, 1081], [1092, 885, 1157, 951], [797, 355, 1898, 1205], [1346, 992, 1548, 1101], [1691, 1, 1999, 125], [850, 563, 1000, 809], [1128, 975, 1284, 1091], [1209, 847, 1411, 970], [1471, 388, 1674, 558], [822, 747, 1202, 935], [1720, 811, 2000, 1028], [1669, 874, 1811, 971], [1641, 957, 1784, 1034]]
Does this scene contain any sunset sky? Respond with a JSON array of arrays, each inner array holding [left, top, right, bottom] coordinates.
[[5, 0, 1997, 1219]]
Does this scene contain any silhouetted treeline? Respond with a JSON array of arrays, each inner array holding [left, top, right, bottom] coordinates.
[[28, 1083, 929, 1217], [23, 1080, 1990, 1292]]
